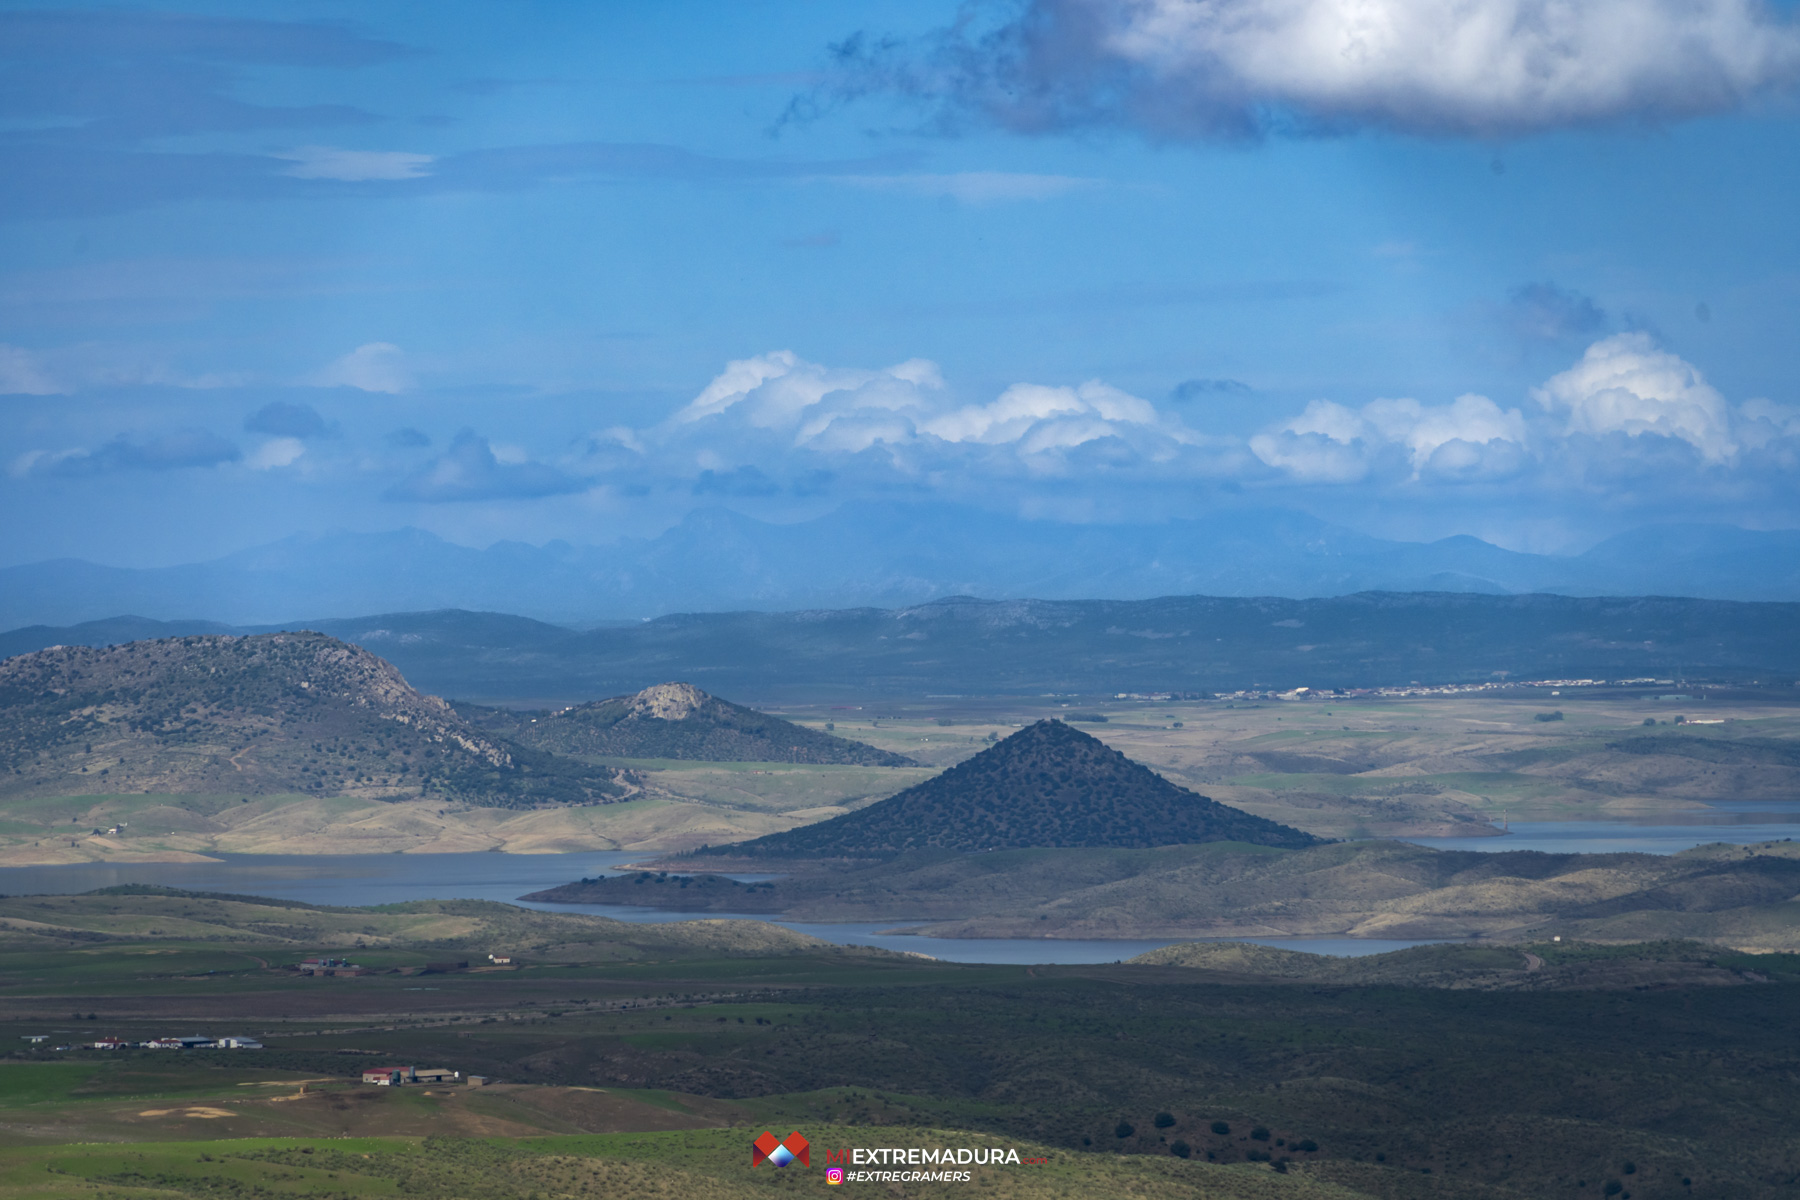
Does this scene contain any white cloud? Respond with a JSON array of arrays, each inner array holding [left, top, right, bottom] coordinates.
[[1363, 394, 1529, 472], [312, 342, 412, 393], [246, 437, 305, 470], [923, 380, 1162, 448], [0, 343, 62, 394], [645, 350, 1212, 488], [1531, 332, 1735, 462], [1249, 401, 1376, 482], [276, 147, 435, 182], [838, 172, 1098, 203], [853, 0, 1800, 139], [1251, 393, 1529, 482]]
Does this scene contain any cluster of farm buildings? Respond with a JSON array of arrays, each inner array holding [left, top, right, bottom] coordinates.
[[23, 1034, 262, 1050], [359, 1066, 483, 1086]]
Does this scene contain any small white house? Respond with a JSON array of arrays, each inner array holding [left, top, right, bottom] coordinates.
[[214, 1037, 263, 1049]]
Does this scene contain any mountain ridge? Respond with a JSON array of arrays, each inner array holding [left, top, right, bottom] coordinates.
[[6, 507, 1800, 628], [8, 590, 1799, 702]]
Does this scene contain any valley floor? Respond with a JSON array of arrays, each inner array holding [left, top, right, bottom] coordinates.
[[0, 896, 1796, 1200]]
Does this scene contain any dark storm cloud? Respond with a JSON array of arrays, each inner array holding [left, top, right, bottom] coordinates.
[[245, 401, 334, 439], [31, 428, 241, 477], [1171, 378, 1252, 402], [692, 465, 781, 497], [383, 429, 588, 503], [785, 0, 1800, 142], [1504, 283, 1609, 342]]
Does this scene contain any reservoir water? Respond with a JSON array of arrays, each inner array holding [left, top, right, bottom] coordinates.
[[0, 850, 1440, 963], [2, 806, 1791, 964], [1402, 811, 1800, 855]]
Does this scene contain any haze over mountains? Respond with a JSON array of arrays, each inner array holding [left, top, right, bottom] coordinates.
[[11, 593, 1795, 703], [5, 506, 1800, 629]]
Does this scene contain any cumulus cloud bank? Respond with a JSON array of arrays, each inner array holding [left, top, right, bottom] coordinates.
[[1251, 393, 1531, 482], [809, 0, 1800, 139], [635, 335, 1789, 507], [1245, 333, 1775, 492], [651, 349, 1210, 483], [1532, 332, 1736, 462]]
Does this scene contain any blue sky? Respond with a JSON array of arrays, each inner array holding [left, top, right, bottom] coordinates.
[[4, 0, 1800, 569]]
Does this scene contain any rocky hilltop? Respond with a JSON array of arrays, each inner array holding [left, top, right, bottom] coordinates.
[[696, 719, 1318, 857], [0, 633, 630, 809], [461, 681, 915, 766]]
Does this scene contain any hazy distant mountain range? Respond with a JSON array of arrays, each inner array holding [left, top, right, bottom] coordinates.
[[4, 506, 1800, 629], [7, 593, 1795, 702]]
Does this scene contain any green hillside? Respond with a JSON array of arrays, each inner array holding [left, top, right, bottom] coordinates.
[[698, 719, 1319, 857], [460, 681, 915, 765], [0, 633, 629, 810]]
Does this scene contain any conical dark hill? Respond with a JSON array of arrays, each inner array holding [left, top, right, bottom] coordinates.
[[701, 720, 1320, 858]]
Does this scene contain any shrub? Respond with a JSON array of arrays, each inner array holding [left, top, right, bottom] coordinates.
[[1643, 717, 1656, 726], [1153, 1112, 1176, 1129], [1604, 1182, 1623, 1196], [1296, 1139, 1318, 1152], [1170, 1141, 1191, 1159], [1622, 1162, 1636, 1175], [1246, 1150, 1271, 1163], [1114, 1122, 1135, 1139], [1250, 1126, 1271, 1142], [1210, 1121, 1230, 1136], [1535, 710, 1564, 722]]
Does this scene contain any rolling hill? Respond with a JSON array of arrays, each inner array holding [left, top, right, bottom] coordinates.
[[692, 719, 1319, 857], [532, 837, 1800, 950], [0, 632, 631, 810], [457, 681, 915, 765]]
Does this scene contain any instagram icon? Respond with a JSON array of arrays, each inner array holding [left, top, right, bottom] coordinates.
[[826, 1167, 845, 1185]]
